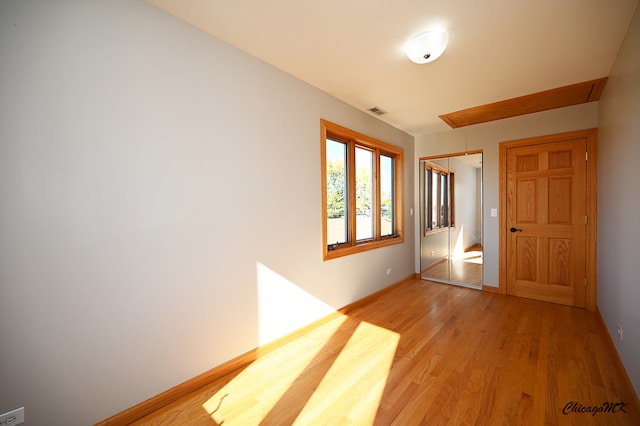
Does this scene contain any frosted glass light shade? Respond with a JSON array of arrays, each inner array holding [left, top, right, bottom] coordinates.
[[406, 30, 449, 64]]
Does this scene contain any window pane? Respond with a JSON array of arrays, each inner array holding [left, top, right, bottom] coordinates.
[[355, 147, 373, 241], [440, 174, 448, 226], [321, 119, 404, 260], [424, 167, 431, 232], [431, 171, 438, 228], [450, 172, 455, 226], [380, 154, 394, 236], [326, 139, 347, 245]]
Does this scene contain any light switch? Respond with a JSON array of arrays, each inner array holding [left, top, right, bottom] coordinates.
[[490, 208, 497, 217]]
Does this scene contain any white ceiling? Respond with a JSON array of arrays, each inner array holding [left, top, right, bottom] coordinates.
[[146, 0, 638, 136]]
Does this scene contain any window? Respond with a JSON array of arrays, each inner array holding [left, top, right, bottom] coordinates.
[[424, 161, 455, 234], [321, 120, 404, 260]]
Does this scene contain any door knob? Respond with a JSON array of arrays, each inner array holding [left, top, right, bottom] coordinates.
[[510, 227, 523, 233]]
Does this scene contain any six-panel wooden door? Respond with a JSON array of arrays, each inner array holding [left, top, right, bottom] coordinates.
[[505, 137, 587, 307]]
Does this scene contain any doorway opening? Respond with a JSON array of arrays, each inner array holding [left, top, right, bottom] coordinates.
[[420, 152, 483, 289]]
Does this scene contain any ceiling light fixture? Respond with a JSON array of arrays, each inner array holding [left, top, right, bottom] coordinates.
[[406, 30, 449, 64]]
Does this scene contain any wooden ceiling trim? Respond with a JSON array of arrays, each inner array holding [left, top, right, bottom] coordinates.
[[439, 77, 608, 128]]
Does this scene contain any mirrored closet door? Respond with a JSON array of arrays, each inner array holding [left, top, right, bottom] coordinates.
[[420, 153, 483, 288]]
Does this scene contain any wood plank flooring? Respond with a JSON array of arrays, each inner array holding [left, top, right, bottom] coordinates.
[[421, 257, 483, 287], [422, 245, 483, 287], [133, 279, 639, 425]]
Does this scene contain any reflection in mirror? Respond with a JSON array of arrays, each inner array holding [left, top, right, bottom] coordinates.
[[420, 153, 483, 288]]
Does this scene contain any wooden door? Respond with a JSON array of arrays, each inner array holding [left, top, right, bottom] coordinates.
[[505, 137, 587, 307]]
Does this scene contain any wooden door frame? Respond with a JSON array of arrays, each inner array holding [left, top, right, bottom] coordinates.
[[498, 129, 597, 310]]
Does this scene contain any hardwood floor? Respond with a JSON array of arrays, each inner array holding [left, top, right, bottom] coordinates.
[[133, 279, 638, 425], [422, 245, 483, 287]]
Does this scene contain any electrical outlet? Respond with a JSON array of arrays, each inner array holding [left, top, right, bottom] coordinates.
[[617, 324, 623, 340], [386, 268, 392, 276], [0, 407, 24, 426]]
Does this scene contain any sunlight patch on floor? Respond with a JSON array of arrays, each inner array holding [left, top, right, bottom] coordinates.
[[202, 320, 399, 425], [201, 263, 400, 424], [462, 250, 483, 265], [293, 322, 400, 424], [447, 250, 483, 265], [202, 315, 347, 424]]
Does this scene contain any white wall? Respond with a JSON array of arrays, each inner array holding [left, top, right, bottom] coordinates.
[[597, 3, 640, 395], [0, 1, 415, 425], [415, 103, 598, 287], [450, 157, 480, 250]]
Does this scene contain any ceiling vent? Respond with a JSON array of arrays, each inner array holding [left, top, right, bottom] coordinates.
[[368, 106, 388, 116]]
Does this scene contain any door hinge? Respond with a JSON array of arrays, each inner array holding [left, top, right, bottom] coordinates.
[[585, 215, 588, 225], [586, 151, 589, 161], [585, 278, 588, 287]]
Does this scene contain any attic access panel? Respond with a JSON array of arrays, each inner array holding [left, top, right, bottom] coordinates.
[[439, 77, 607, 128]]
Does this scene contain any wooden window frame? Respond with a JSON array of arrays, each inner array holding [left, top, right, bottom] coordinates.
[[321, 119, 404, 260], [423, 161, 455, 236]]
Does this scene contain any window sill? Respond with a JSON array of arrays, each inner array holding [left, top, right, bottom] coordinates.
[[324, 235, 404, 260]]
